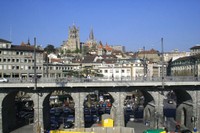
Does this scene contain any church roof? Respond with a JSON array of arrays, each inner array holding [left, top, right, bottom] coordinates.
[[104, 44, 112, 51]]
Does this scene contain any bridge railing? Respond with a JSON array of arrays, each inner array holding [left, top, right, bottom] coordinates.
[[5, 76, 199, 83]]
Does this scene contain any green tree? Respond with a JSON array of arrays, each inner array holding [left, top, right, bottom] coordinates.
[[44, 44, 56, 54]]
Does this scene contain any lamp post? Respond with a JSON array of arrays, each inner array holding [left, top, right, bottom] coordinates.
[[33, 37, 41, 133], [161, 38, 164, 89]]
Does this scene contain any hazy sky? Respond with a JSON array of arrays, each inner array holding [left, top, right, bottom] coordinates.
[[0, 0, 200, 52]]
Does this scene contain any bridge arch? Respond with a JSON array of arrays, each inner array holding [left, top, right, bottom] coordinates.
[[174, 89, 193, 129], [42, 90, 75, 131], [141, 90, 155, 127], [2, 91, 18, 133]]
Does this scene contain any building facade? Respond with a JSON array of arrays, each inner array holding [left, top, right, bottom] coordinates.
[[0, 39, 43, 79]]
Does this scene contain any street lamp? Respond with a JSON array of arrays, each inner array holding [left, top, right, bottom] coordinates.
[[161, 38, 164, 89], [33, 37, 41, 133]]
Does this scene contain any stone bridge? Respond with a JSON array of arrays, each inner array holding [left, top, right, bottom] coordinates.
[[0, 80, 200, 133]]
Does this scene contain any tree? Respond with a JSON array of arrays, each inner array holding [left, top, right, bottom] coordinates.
[[44, 44, 56, 54]]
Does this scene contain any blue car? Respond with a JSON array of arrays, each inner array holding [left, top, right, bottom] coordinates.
[[50, 120, 59, 130], [84, 115, 92, 122], [66, 115, 75, 123]]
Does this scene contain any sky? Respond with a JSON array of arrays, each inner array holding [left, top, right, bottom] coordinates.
[[0, 0, 200, 52]]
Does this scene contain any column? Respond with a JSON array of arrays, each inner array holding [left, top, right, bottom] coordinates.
[[153, 91, 164, 129], [110, 90, 126, 127], [193, 90, 200, 131], [71, 92, 85, 128], [32, 93, 45, 133], [0, 93, 6, 133]]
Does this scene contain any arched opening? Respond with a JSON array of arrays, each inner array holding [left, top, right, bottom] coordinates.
[[124, 90, 145, 126], [163, 91, 177, 119], [44, 90, 75, 131], [83, 91, 114, 128], [173, 89, 193, 129], [2, 91, 34, 133]]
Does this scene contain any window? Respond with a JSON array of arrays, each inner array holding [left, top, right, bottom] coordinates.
[[8, 65, 11, 70], [16, 66, 19, 70], [3, 58, 6, 62], [12, 59, 15, 62], [8, 59, 10, 62], [122, 70, 125, 73], [3, 65, 7, 70], [104, 70, 108, 73], [25, 66, 28, 70], [16, 51, 19, 55]]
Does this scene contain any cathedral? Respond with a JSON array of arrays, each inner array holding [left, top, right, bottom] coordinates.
[[61, 24, 80, 54]]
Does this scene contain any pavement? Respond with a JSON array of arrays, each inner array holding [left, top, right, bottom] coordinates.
[[11, 122, 150, 133], [10, 119, 177, 133], [126, 121, 151, 133]]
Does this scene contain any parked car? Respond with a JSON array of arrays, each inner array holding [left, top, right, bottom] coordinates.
[[0, 78, 8, 83], [66, 115, 75, 123], [129, 115, 135, 122], [63, 121, 73, 129], [84, 115, 92, 122], [50, 120, 59, 130]]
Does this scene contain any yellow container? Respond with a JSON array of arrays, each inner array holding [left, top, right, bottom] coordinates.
[[102, 118, 114, 127]]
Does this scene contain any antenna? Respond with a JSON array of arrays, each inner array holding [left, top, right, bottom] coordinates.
[[9, 25, 12, 41]]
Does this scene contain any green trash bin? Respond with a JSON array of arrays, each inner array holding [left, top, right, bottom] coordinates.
[[143, 129, 166, 133]]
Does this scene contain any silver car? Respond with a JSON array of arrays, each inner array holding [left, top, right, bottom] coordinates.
[[0, 78, 9, 83]]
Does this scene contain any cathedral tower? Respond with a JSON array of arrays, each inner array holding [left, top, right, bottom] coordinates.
[[61, 24, 80, 54]]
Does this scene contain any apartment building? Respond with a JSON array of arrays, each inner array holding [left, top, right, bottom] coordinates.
[[0, 39, 43, 78]]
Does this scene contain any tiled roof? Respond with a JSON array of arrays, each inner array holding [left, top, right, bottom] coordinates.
[[173, 54, 200, 62], [104, 44, 112, 51], [0, 38, 11, 43], [82, 55, 96, 63], [51, 58, 63, 63], [98, 43, 103, 49], [11, 45, 43, 52], [190, 45, 200, 50]]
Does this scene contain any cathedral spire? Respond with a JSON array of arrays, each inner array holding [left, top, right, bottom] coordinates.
[[89, 27, 94, 40], [27, 38, 30, 45]]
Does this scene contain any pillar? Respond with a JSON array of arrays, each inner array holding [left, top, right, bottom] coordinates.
[[32, 93, 46, 133], [71, 92, 85, 128], [110, 89, 126, 127], [0, 93, 6, 133], [192, 90, 200, 131], [153, 91, 164, 129]]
